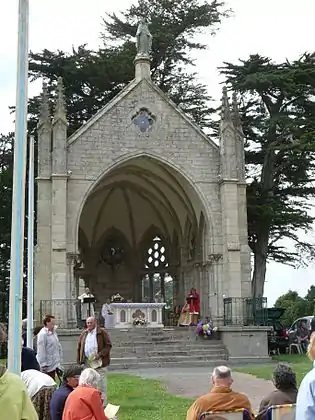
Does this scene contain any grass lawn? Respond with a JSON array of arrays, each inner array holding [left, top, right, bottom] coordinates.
[[107, 373, 193, 420], [234, 354, 311, 385]]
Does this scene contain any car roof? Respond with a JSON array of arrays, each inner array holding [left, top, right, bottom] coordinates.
[[291, 316, 314, 327]]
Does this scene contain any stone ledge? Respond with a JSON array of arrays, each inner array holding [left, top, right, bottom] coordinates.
[[217, 326, 271, 332]]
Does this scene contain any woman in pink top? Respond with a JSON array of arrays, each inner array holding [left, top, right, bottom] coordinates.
[[62, 368, 108, 420]]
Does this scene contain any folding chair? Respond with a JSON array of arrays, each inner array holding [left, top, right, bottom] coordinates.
[[199, 408, 249, 420], [266, 403, 296, 420]]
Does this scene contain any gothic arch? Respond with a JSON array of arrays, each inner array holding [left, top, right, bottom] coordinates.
[[73, 151, 214, 252]]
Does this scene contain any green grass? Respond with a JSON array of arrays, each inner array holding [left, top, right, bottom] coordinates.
[[107, 373, 193, 420], [234, 354, 312, 385]]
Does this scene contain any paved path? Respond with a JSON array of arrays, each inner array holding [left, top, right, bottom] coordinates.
[[120, 367, 274, 411]]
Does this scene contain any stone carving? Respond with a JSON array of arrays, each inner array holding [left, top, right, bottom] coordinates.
[[136, 20, 152, 56], [132, 108, 155, 132], [132, 309, 145, 319]]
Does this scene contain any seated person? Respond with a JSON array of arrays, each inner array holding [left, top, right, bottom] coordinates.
[[256, 363, 297, 420], [0, 323, 38, 420], [21, 369, 56, 420], [297, 319, 309, 352], [62, 368, 109, 420], [21, 341, 40, 372], [186, 366, 254, 420], [50, 364, 83, 420], [307, 332, 315, 368], [296, 364, 315, 419]]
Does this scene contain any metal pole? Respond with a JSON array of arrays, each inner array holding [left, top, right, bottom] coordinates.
[[7, 0, 29, 373], [26, 135, 34, 349]]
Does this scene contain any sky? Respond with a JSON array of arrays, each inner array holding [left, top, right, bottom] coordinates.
[[1, 0, 315, 306]]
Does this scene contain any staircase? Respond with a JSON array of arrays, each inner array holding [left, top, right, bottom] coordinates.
[[108, 327, 229, 370]]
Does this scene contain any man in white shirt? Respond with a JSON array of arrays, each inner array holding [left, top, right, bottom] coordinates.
[[77, 317, 112, 406]]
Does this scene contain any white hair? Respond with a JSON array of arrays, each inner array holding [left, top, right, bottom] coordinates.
[[212, 366, 231, 379], [79, 368, 101, 388], [22, 318, 27, 329]]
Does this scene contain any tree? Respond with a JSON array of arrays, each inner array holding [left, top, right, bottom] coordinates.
[[28, 0, 229, 135], [0, 133, 13, 294], [274, 290, 307, 326], [220, 54, 315, 297]]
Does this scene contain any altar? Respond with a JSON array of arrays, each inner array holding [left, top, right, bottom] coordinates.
[[105, 302, 166, 329]]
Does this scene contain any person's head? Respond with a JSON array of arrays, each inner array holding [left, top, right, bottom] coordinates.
[[22, 318, 27, 330], [86, 316, 97, 331], [190, 288, 196, 294], [33, 326, 42, 337], [43, 315, 56, 331], [301, 320, 307, 328], [79, 368, 101, 389], [272, 363, 296, 390], [63, 365, 84, 389], [212, 366, 233, 388], [85, 288, 90, 294], [308, 332, 315, 361]]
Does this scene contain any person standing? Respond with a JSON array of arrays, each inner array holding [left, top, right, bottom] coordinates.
[[77, 316, 112, 406], [187, 288, 200, 326], [78, 288, 95, 321], [50, 364, 83, 420], [36, 315, 62, 379]]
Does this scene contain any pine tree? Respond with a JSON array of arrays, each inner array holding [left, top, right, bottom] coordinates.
[[220, 53, 315, 297]]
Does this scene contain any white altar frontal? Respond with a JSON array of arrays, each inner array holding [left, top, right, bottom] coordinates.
[[106, 303, 166, 329]]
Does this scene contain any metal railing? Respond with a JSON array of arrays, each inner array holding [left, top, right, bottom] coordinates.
[[40, 299, 82, 329], [223, 297, 268, 326]]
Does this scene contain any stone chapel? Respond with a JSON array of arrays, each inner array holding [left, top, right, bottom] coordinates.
[[34, 23, 252, 324]]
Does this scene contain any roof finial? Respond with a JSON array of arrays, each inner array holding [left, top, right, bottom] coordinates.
[[231, 91, 242, 129], [38, 81, 50, 126], [221, 86, 231, 121], [54, 76, 67, 122]]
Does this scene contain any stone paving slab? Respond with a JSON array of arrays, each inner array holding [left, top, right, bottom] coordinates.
[[119, 367, 274, 412]]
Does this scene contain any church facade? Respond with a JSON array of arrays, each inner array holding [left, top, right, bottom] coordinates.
[[34, 25, 252, 323]]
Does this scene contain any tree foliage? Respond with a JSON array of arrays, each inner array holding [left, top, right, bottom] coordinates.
[[220, 53, 315, 297], [28, 0, 229, 135], [275, 287, 315, 326]]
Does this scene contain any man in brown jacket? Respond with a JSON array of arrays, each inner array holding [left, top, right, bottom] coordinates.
[[77, 316, 112, 406], [186, 366, 254, 420]]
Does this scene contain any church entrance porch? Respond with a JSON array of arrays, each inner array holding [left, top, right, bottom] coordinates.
[[75, 155, 210, 322]]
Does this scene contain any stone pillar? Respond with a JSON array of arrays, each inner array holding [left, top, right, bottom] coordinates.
[[51, 77, 69, 323], [35, 82, 52, 319], [219, 87, 244, 299], [232, 93, 252, 297]]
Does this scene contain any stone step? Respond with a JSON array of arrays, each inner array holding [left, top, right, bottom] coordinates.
[[112, 339, 222, 346], [110, 354, 228, 364], [112, 346, 226, 354], [109, 358, 228, 370]]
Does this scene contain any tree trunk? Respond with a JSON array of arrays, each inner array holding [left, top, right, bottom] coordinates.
[[252, 233, 269, 298]]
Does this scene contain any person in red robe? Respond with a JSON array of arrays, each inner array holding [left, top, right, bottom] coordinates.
[[187, 288, 200, 326]]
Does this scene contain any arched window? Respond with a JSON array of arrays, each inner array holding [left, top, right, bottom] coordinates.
[[141, 235, 173, 309]]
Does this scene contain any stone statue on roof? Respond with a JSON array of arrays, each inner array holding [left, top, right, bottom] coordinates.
[[136, 19, 152, 56]]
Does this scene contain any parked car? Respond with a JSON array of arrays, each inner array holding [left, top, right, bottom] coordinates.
[[287, 316, 314, 337], [266, 308, 289, 354]]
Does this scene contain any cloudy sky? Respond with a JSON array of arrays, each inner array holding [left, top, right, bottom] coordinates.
[[1, 0, 315, 305]]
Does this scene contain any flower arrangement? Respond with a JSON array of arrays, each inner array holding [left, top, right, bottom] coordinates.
[[110, 293, 126, 303], [133, 315, 147, 326], [196, 318, 217, 339]]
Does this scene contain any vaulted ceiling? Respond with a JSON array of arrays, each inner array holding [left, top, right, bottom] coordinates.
[[79, 156, 205, 249]]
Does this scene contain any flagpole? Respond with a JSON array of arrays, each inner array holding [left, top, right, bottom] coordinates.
[[26, 135, 34, 349], [7, 0, 29, 373]]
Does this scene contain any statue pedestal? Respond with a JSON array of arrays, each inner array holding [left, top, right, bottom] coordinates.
[[109, 302, 166, 329]]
